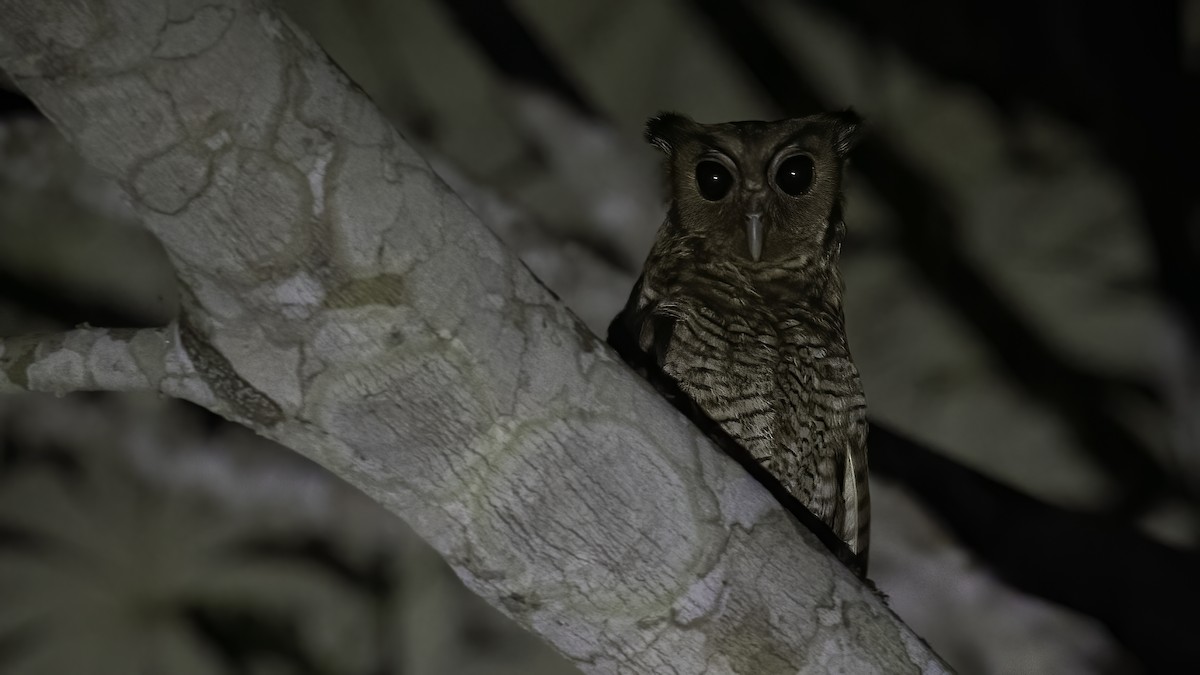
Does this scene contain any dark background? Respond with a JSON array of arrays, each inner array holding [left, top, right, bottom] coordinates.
[[0, 1, 1195, 673]]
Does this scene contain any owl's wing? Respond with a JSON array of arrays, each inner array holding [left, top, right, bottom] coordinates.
[[607, 274, 677, 380], [608, 275, 700, 429]]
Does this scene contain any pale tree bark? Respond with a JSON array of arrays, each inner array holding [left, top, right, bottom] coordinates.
[[0, 1, 948, 673]]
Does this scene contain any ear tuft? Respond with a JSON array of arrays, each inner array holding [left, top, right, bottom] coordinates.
[[645, 112, 693, 155], [824, 108, 863, 157]]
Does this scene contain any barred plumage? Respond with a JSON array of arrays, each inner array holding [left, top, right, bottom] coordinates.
[[609, 112, 870, 574]]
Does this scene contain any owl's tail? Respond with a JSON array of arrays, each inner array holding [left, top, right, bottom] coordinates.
[[841, 443, 871, 576]]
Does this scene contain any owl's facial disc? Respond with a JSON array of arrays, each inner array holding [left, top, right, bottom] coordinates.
[[746, 212, 764, 262]]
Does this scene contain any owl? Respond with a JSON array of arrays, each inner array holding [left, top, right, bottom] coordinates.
[[608, 111, 870, 574]]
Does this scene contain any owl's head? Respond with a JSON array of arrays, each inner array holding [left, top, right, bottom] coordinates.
[[646, 111, 861, 267]]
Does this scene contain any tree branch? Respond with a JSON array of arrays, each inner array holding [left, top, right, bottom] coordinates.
[[0, 1, 946, 671], [0, 326, 187, 396]]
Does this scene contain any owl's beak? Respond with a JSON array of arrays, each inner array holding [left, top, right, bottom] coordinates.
[[746, 213, 764, 262]]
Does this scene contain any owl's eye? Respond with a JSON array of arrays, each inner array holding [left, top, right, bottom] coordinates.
[[775, 155, 814, 196], [695, 161, 733, 201]]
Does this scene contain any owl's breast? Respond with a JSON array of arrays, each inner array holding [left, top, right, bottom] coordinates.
[[661, 305, 782, 456], [660, 302, 865, 464]]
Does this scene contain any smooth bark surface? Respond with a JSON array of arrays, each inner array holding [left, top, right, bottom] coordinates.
[[0, 1, 947, 672]]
